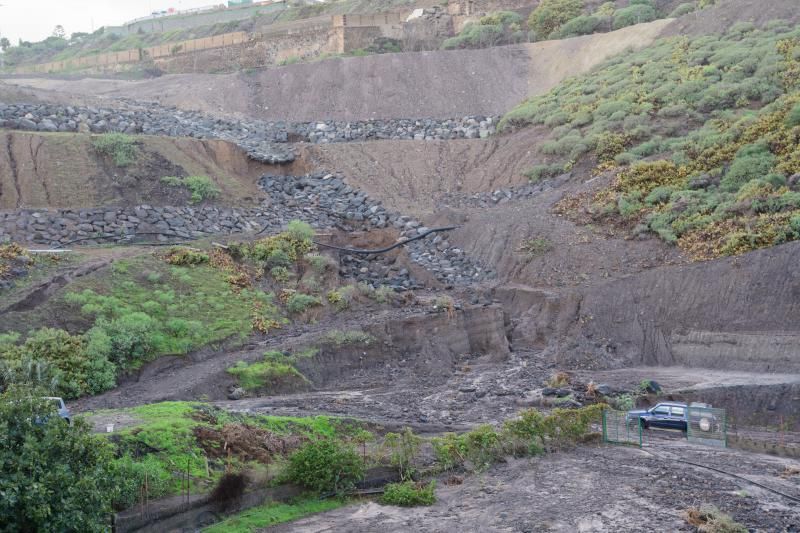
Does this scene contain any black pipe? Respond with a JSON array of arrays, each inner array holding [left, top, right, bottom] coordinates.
[[312, 226, 459, 255]]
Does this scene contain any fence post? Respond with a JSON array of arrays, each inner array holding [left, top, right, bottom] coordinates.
[[602, 409, 608, 443]]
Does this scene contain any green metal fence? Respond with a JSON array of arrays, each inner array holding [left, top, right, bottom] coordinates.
[[687, 406, 727, 448], [602, 409, 642, 447]]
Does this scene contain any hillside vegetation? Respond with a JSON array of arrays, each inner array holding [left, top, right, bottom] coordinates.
[[502, 22, 800, 259]]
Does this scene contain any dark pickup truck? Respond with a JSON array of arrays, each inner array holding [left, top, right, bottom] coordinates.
[[627, 402, 716, 432]]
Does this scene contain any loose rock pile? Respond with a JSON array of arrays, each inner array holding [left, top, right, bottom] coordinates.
[[0, 100, 498, 164], [438, 180, 558, 209], [0, 171, 493, 287], [259, 173, 495, 286]]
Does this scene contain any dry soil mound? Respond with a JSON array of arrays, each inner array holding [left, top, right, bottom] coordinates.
[[0, 132, 267, 209]]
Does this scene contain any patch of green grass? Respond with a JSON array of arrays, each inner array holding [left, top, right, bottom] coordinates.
[[101, 401, 357, 500], [161, 176, 221, 203], [227, 358, 309, 392], [381, 481, 436, 507], [92, 133, 137, 167], [204, 497, 347, 533], [62, 254, 283, 367]]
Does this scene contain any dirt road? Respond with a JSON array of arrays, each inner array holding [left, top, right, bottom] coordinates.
[[269, 439, 800, 532]]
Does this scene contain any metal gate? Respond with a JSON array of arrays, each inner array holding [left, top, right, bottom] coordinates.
[[687, 406, 727, 448], [602, 409, 642, 447]]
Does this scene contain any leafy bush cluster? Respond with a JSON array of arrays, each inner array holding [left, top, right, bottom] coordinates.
[[432, 405, 603, 472], [92, 133, 137, 167], [227, 348, 318, 393], [64, 256, 282, 367], [381, 481, 436, 507], [285, 292, 322, 314], [231, 220, 315, 266], [161, 175, 221, 203], [322, 329, 375, 346], [504, 25, 800, 258], [0, 328, 116, 399], [443, 11, 526, 50], [287, 438, 365, 495], [0, 389, 120, 532]]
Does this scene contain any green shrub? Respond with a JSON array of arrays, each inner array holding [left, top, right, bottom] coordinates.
[[443, 11, 523, 50], [305, 253, 335, 274], [322, 330, 374, 346], [285, 292, 322, 314], [226, 357, 308, 392], [461, 424, 504, 471], [270, 266, 291, 283], [528, 0, 584, 40], [525, 163, 565, 182], [383, 428, 421, 480], [287, 439, 364, 494], [0, 389, 118, 531], [286, 220, 315, 242], [613, 5, 657, 29], [164, 247, 210, 266], [553, 15, 600, 38], [111, 455, 172, 510], [0, 328, 116, 399], [380, 481, 436, 507], [161, 176, 220, 203], [720, 142, 777, 191], [93, 133, 137, 167], [786, 102, 800, 128], [669, 2, 696, 17]]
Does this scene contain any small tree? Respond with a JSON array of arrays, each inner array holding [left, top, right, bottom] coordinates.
[[528, 0, 584, 40], [0, 37, 10, 52], [52, 25, 66, 39], [0, 387, 117, 532], [287, 439, 364, 494]]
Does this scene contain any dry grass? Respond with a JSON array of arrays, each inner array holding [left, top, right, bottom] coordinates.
[[779, 465, 800, 479], [684, 505, 747, 533], [585, 381, 599, 398], [547, 371, 571, 388]]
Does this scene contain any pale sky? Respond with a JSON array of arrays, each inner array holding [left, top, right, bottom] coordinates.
[[0, 0, 217, 45]]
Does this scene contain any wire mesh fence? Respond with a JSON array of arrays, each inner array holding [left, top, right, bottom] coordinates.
[[686, 406, 727, 448], [602, 409, 642, 447]]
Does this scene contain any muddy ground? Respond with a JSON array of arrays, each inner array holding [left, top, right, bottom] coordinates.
[[269, 439, 800, 532]]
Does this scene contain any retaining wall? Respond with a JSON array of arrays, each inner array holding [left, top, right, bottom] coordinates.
[[108, 1, 286, 37]]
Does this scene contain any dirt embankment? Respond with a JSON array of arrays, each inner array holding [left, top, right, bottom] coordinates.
[[2, 19, 669, 122], [0, 132, 270, 209], [495, 241, 800, 373]]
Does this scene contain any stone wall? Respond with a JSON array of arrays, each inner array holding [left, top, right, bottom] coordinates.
[[0, 207, 272, 247], [154, 25, 335, 73], [0, 101, 498, 165]]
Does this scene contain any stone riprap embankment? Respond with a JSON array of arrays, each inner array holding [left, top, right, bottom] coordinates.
[[0, 172, 494, 288], [259, 173, 495, 287], [0, 101, 498, 164]]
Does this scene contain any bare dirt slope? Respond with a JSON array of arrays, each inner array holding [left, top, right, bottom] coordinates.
[[300, 128, 546, 215], [0, 132, 267, 209], [2, 19, 670, 121]]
